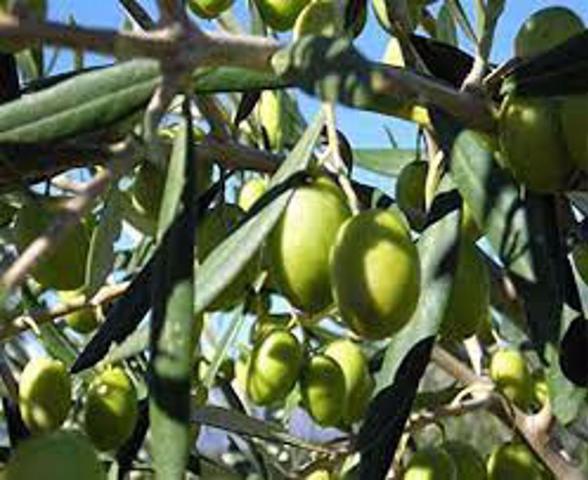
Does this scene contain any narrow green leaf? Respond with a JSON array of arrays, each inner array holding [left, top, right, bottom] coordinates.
[[194, 110, 325, 316], [38, 323, 78, 368], [192, 406, 330, 453], [84, 189, 123, 297], [202, 306, 247, 390], [449, 128, 535, 282], [0, 60, 161, 143], [353, 148, 416, 176], [192, 67, 287, 93], [149, 103, 196, 480], [445, 0, 477, 44], [156, 124, 189, 241], [272, 37, 425, 120], [436, 4, 457, 46], [504, 32, 588, 97]]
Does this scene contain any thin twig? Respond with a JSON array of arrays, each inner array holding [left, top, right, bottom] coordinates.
[[0, 282, 129, 341], [0, 170, 111, 290]]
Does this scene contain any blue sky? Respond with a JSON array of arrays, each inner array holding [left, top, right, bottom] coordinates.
[[45, 0, 588, 149]]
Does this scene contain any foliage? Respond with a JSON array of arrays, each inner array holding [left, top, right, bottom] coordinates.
[[0, 1, 586, 479]]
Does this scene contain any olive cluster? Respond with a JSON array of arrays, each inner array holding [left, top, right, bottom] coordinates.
[[4, 358, 139, 479], [238, 331, 374, 429]]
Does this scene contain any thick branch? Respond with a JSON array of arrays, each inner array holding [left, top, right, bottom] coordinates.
[[0, 13, 280, 72]]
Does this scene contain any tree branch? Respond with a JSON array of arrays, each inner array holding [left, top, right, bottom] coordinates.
[[0, 282, 129, 341], [432, 346, 586, 480]]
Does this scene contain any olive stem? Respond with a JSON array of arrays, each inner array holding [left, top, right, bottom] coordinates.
[[323, 104, 360, 214]]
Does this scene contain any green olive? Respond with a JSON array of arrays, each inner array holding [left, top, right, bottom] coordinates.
[[324, 339, 373, 425], [442, 440, 487, 479], [396, 160, 428, 232], [84, 367, 139, 451], [439, 240, 490, 342], [250, 314, 290, 343], [300, 354, 346, 427], [247, 329, 303, 406], [196, 203, 257, 311], [498, 95, 574, 193], [14, 198, 90, 291], [188, 0, 234, 18], [253, 0, 311, 31], [258, 90, 299, 151], [293, 0, 366, 39], [238, 177, 269, 212], [19, 357, 71, 433], [489, 348, 534, 410], [561, 95, 588, 173], [515, 7, 584, 59], [330, 209, 420, 339], [487, 442, 549, 480], [403, 446, 458, 480], [267, 173, 351, 313], [5, 430, 105, 480]]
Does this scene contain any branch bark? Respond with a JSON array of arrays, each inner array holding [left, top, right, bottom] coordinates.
[[432, 346, 586, 480]]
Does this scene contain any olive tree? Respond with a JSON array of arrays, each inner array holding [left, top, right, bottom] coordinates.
[[0, 0, 586, 479]]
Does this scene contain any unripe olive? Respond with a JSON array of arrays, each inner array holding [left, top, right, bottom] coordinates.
[[247, 329, 303, 406], [196, 203, 257, 311], [84, 367, 139, 451], [253, 0, 311, 31], [561, 95, 588, 173], [5, 430, 105, 480], [58, 291, 99, 334], [300, 354, 346, 427], [258, 90, 298, 151], [403, 446, 458, 480], [498, 95, 574, 192], [330, 209, 420, 340], [325, 339, 373, 425], [442, 441, 487, 479], [304, 470, 331, 480], [267, 173, 351, 313], [515, 7, 584, 59], [251, 314, 289, 342], [293, 0, 366, 40], [14, 199, 90, 291], [396, 160, 428, 232], [64, 308, 98, 334], [573, 241, 588, 285], [487, 442, 549, 480], [19, 357, 71, 433], [188, 0, 234, 18], [238, 177, 269, 212], [439, 240, 490, 342], [489, 348, 534, 410]]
